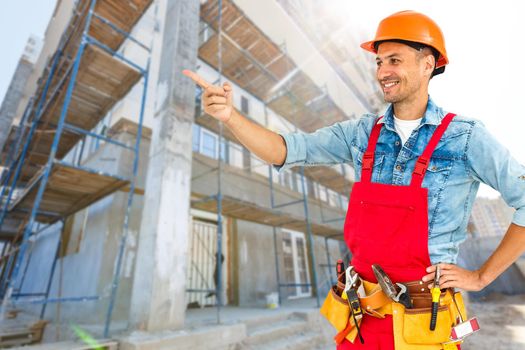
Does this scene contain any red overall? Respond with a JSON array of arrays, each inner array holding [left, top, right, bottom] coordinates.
[[339, 113, 456, 349]]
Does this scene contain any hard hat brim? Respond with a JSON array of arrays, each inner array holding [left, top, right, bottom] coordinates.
[[360, 38, 448, 68]]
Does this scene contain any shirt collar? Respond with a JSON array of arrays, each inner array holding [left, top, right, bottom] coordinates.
[[378, 96, 445, 130]]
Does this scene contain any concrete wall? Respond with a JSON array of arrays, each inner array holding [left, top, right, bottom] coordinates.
[[192, 149, 348, 305], [109, 1, 162, 132], [0, 58, 33, 151], [234, 220, 278, 306], [17, 129, 150, 327], [231, 207, 346, 307], [8, 0, 357, 332], [17, 129, 347, 326], [192, 154, 347, 229]]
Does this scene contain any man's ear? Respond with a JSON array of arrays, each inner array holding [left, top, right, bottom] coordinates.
[[425, 53, 436, 76], [424, 52, 436, 79]]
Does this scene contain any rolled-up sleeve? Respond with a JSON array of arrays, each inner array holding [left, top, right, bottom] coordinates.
[[466, 121, 525, 226], [273, 119, 357, 172]]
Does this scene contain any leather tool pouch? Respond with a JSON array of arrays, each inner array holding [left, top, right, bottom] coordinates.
[[392, 290, 468, 350], [320, 286, 350, 332]]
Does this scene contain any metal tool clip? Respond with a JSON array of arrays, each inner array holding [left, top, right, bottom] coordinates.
[[343, 266, 365, 344], [372, 264, 412, 309]]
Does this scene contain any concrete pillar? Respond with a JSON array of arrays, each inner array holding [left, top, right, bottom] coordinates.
[[0, 58, 33, 151], [129, 0, 200, 331]]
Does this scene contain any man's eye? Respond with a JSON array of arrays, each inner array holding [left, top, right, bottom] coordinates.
[[390, 58, 400, 64], [376, 61, 382, 67]]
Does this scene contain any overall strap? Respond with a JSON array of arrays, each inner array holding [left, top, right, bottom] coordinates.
[[361, 117, 384, 183], [410, 113, 456, 187]]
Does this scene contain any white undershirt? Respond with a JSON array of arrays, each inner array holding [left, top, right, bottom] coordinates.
[[393, 115, 422, 145]]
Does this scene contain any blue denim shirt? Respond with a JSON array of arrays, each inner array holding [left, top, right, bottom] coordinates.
[[276, 97, 525, 264]]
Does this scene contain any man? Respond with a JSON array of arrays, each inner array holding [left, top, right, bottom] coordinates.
[[184, 10, 525, 349]]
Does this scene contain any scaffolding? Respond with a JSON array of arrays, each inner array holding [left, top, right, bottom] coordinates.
[[0, 0, 361, 341], [0, 0, 152, 340], [192, 0, 355, 319]]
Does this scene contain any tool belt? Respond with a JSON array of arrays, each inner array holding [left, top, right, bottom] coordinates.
[[320, 279, 467, 349]]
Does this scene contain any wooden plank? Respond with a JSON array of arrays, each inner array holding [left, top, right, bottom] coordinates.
[[194, 110, 353, 195], [1, 47, 141, 182], [43, 44, 142, 131], [191, 193, 342, 239], [1, 0, 152, 177], [0, 320, 47, 347], [20, 339, 118, 350], [0, 216, 24, 240], [90, 0, 154, 51], [199, 0, 348, 132], [19, 44, 141, 182], [10, 163, 129, 224], [0, 126, 20, 166], [107, 117, 152, 140]]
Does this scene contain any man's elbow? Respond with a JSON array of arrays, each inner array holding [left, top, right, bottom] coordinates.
[[273, 136, 287, 166]]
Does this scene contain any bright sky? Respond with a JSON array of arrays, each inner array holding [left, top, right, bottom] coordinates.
[[0, 1, 55, 101], [1, 0, 523, 198]]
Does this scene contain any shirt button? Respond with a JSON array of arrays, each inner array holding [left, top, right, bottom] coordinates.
[[395, 165, 402, 171], [395, 141, 400, 146]]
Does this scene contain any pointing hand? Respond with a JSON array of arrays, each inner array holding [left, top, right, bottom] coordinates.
[[182, 70, 233, 123]]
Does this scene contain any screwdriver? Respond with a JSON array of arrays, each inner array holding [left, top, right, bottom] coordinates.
[[430, 265, 441, 331], [336, 259, 345, 295]]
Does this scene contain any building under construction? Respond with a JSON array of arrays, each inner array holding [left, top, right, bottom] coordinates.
[[1, 0, 522, 349], [0, 0, 382, 347]]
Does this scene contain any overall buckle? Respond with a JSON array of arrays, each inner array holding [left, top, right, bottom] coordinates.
[[413, 157, 429, 177], [362, 152, 374, 170]]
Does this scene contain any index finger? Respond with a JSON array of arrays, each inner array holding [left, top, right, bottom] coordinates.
[[182, 70, 210, 89]]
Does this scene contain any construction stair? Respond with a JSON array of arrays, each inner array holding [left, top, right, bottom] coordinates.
[[9, 340, 117, 350], [241, 311, 333, 350], [118, 307, 335, 350]]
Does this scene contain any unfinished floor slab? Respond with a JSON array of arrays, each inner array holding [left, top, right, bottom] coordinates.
[[119, 298, 333, 350]]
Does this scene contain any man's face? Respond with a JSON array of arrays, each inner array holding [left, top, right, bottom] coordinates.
[[375, 42, 430, 104]]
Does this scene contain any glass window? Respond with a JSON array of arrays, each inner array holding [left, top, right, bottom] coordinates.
[[328, 189, 340, 208], [341, 195, 349, 210], [313, 182, 319, 199], [201, 129, 218, 158], [287, 170, 294, 190], [192, 124, 200, 152], [241, 95, 250, 115], [195, 86, 203, 116], [307, 178, 315, 198], [251, 155, 268, 177], [282, 233, 295, 287], [289, 172, 296, 192], [295, 174, 308, 194], [228, 142, 243, 168], [344, 164, 355, 182], [220, 139, 228, 162], [318, 184, 327, 202], [271, 167, 280, 183], [280, 169, 293, 189]]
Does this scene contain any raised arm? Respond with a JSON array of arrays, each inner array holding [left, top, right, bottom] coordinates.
[[183, 70, 287, 166]]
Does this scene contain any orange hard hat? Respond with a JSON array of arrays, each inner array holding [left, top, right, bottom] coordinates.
[[361, 10, 448, 69]]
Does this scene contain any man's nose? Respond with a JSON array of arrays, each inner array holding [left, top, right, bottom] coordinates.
[[377, 65, 391, 81]]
